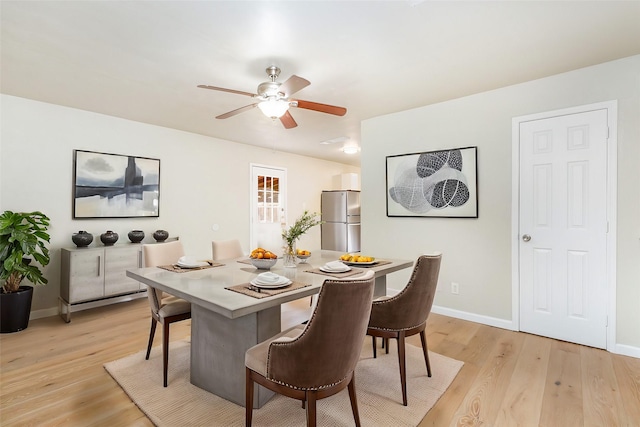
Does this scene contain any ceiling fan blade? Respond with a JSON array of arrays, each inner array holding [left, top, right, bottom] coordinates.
[[198, 85, 256, 98], [216, 103, 258, 119], [279, 75, 310, 97], [293, 100, 347, 116], [279, 111, 298, 129]]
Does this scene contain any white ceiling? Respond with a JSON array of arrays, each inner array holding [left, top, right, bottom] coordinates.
[[2, 1, 639, 167]]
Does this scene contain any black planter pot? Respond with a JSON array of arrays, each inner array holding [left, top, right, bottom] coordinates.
[[0, 285, 34, 333]]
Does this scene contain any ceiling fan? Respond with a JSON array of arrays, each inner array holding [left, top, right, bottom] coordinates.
[[198, 66, 347, 129]]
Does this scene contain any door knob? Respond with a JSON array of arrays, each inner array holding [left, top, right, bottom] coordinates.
[[522, 234, 531, 242]]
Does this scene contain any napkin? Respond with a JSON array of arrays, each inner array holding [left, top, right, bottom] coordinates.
[[256, 272, 281, 283], [324, 261, 348, 271], [177, 256, 208, 267]]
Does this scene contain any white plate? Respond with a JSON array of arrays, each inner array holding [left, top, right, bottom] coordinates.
[[319, 266, 351, 273], [250, 279, 292, 289], [254, 277, 288, 286], [176, 261, 209, 268], [342, 260, 377, 266]]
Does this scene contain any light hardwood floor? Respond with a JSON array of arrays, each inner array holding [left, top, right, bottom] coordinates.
[[1, 298, 639, 426]]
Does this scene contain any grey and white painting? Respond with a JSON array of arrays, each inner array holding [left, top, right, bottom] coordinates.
[[73, 150, 160, 218], [386, 147, 477, 218]]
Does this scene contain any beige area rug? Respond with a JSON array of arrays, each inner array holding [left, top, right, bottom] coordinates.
[[105, 339, 463, 426]]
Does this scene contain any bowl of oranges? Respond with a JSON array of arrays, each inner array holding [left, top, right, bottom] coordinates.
[[295, 249, 311, 263], [339, 253, 376, 265], [249, 247, 278, 269]]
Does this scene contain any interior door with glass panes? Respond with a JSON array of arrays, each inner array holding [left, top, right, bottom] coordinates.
[[250, 164, 287, 255]]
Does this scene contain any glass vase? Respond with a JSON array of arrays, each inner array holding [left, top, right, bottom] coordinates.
[[283, 242, 297, 268]]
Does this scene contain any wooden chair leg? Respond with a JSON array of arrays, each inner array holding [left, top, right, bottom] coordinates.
[[162, 321, 170, 387], [385, 338, 390, 354], [245, 368, 254, 427], [397, 331, 407, 406], [306, 391, 317, 427], [372, 336, 377, 358], [419, 329, 432, 377], [347, 375, 362, 427], [145, 318, 157, 360]]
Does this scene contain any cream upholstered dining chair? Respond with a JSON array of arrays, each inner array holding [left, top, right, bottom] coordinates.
[[245, 271, 375, 426], [142, 241, 191, 387], [211, 239, 244, 260], [367, 254, 442, 406]]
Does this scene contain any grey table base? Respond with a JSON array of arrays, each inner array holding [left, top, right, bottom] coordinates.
[[191, 304, 280, 408]]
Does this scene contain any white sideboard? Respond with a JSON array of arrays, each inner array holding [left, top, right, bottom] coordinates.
[[59, 244, 147, 322]]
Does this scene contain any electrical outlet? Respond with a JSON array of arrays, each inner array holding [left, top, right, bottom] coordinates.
[[451, 282, 459, 295]]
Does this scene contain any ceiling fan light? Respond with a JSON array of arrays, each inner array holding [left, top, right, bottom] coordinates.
[[258, 99, 290, 119]]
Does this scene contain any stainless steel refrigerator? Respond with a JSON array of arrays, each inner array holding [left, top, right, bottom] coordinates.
[[321, 190, 361, 252]]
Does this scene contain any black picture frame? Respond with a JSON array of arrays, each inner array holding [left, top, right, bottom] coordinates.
[[72, 150, 160, 218], [386, 146, 478, 218]]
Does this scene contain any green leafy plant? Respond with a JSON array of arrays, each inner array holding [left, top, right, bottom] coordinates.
[[0, 211, 51, 293], [282, 210, 323, 248]]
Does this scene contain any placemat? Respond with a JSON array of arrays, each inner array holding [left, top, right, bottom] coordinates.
[[304, 267, 365, 278], [237, 258, 253, 265], [225, 281, 310, 299], [158, 261, 224, 273]]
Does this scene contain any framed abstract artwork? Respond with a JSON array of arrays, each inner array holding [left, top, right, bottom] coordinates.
[[73, 150, 160, 218], [386, 146, 478, 218]]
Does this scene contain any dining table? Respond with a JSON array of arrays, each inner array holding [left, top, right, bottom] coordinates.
[[126, 249, 413, 408]]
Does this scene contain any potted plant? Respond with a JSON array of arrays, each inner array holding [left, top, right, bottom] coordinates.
[[281, 210, 323, 267], [0, 211, 51, 333]]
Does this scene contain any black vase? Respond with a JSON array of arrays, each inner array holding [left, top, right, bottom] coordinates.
[[153, 230, 169, 242], [72, 230, 93, 247], [100, 230, 119, 246], [127, 230, 145, 243], [0, 285, 34, 333]]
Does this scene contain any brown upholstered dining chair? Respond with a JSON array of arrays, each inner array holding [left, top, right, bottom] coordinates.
[[211, 239, 244, 260], [245, 271, 375, 427], [142, 241, 191, 387], [367, 253, 442, 406]]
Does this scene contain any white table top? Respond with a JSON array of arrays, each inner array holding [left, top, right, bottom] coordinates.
[[126, 250, 413, 320]]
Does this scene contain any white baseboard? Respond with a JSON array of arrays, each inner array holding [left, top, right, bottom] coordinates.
[[389, 287, 640, 360], [430, 305, 517, 331], [30, 306, 59, 320], [613, 343, 640, 359], [433, 304, 640, 358]]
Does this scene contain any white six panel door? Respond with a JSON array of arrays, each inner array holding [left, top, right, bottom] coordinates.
[[519, 109, 608, 349]]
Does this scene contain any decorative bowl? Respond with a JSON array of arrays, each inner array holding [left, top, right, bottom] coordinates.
[[296, 253, 311, 263], [249, 257, 278, 270]]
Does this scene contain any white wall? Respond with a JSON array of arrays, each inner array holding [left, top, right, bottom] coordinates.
[[0, 95, 358, 314], [361, 55, 640, 351]]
